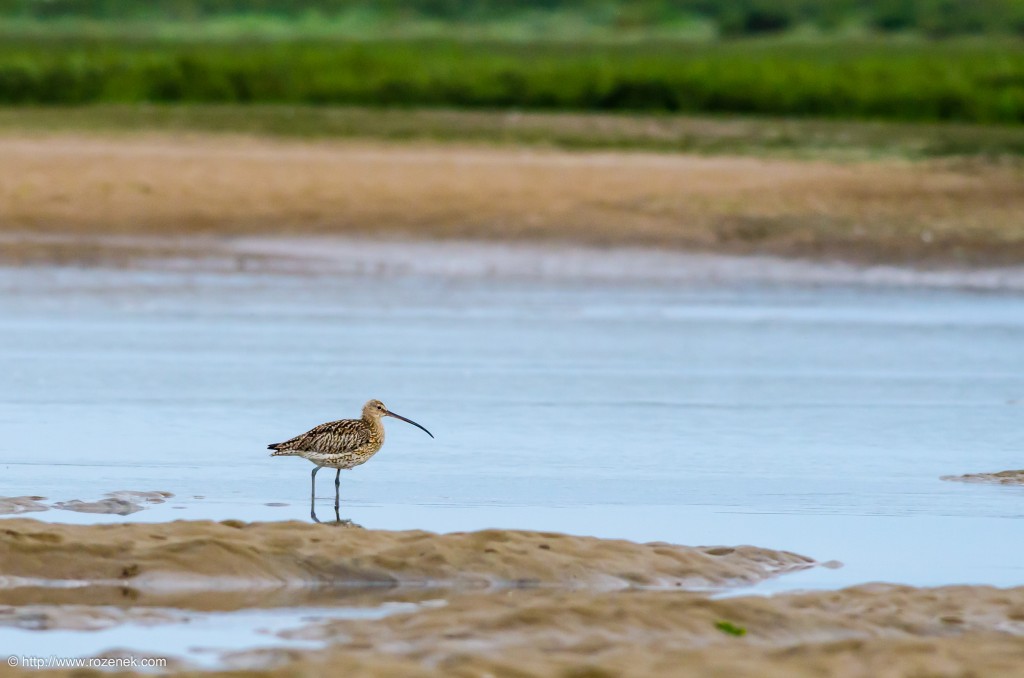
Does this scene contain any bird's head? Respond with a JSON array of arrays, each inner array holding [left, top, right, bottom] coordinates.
[[363, 399, 389, 419], [363, 399, 434, 438]]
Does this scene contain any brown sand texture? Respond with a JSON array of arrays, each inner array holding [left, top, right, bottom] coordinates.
[[2, 134, 1023, 265], [0, 519, 1023, 677], [942, 470, 1024, 485], [0, 519, 812, 590], [282, 586, 1024, 678]]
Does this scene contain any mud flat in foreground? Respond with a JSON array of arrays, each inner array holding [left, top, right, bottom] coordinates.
[[2, 133, 1023, 267], [1, 519, 1024, 677]]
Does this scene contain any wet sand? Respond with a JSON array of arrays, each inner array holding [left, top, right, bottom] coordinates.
[[8, 233, 1024, 290], [0, 492, 174, 518], [1, 519, 1023, 676], [0, 519, 813, 590], [943, 470, 1024, 485], [2, 133, 1023, 266], [275, 585, 1024, 678]]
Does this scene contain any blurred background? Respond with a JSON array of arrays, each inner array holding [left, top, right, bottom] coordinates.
[[0, 0, 1023, 588], [1, 0, 1023, 265], [1, 1, 1023, 130]]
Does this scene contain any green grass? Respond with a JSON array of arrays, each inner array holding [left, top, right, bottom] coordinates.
[[0, 14, 718, 43], [715, 621, 748, 637], [1, 38, 1023, 124], [3, 0, 1024, 39], [1, 105, 1022, 160]]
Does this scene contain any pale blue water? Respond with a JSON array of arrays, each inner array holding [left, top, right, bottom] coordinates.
[[1, 259, 1023, 590], [1, 601, 437, 670]]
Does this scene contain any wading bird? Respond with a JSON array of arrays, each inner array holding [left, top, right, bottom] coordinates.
[[268, 399, 433, 519]]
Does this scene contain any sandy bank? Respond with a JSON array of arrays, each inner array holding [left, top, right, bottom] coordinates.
[[5, 581, 1024, 677], [0, 519, 814, 590], [943, 470, 1024, 485], [1, 133, 1023, 267], [262, 585, 1024, 678], [2, 520, 1024, 677]]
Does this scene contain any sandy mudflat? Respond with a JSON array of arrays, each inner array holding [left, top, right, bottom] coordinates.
[[10, 233, 1024, 291], [943, 470, 1024, 485], [0, 497, 47, 516], [0, 520, 1023, 677], [1, 133, 1023, 266], [269, 586, 1024, 678], [0, 519, 812, 590], [0, 492, 174, 517]]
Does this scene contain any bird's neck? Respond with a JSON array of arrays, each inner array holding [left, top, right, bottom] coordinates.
[[363, 414, 385, 435]]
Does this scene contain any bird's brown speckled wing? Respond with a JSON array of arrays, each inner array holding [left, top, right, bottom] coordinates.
[[272, 418, 371, 454]]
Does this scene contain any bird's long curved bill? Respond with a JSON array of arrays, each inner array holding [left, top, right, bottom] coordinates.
[[386, 410, 434, 438]]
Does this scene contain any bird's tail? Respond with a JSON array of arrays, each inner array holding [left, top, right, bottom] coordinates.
[[268, 443, 298, 457]]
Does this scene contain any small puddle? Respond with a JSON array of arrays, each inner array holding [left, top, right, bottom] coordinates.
[[0, 601, 436, 670]]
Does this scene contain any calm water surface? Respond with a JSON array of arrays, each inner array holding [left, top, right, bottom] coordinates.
[[1, 260, 1023, 590]]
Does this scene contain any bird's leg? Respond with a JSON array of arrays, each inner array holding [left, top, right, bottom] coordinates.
[[334, 469, 341, 511], [309, 466, 321, 521]]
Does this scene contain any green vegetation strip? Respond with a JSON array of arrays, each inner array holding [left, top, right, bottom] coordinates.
[[1, 38, 1023, 124], [3, 0, 1024, 39]]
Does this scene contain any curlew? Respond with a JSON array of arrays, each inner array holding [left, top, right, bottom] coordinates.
[[268, 399, 433, 518]]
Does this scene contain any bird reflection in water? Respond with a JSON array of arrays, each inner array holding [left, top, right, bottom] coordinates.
[[310, 500, 361, 527]]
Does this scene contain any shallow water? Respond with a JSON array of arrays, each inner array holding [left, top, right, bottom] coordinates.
[[2, 246, 1024, 594], [2, 602, 430, 670]]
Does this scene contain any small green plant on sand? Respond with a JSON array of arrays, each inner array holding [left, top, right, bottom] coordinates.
[[715, 620, 747, 637]]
